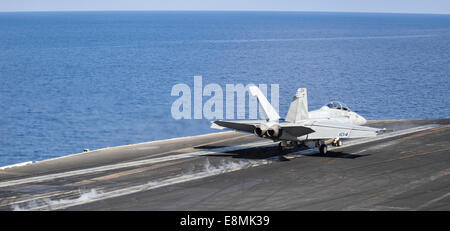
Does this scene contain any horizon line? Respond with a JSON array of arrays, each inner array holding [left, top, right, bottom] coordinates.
[[0, 9, 449, 16]]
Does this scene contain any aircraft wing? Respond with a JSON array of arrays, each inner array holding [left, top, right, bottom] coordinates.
[[280, 125, 315, 137], [212, 119, 381, 140], [212, 120, 264, 133], [304, 120, 381, 139], [311, 121, 380, 131], [212, 120, 317, 137]]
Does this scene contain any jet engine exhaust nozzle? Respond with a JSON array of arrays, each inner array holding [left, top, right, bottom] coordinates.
[[254, 125, 268, 137], [267, 125, 281, 138]]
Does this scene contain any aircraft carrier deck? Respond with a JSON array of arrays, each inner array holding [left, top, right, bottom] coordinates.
[[0, 119, 449, 211]]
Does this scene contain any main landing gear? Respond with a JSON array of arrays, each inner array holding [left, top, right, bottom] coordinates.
[[319, 144, 328, 155], [278, 140, 300, 151], [278, 138, 343, 155]]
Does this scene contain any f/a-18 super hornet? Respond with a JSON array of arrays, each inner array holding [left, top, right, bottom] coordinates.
[[211, 86, 385, 154]]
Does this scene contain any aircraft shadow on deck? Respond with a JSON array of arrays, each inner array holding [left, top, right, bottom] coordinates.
[[196, 145, 368, 160], [307, 151, 369, 159], [196, 145, 282, 160]]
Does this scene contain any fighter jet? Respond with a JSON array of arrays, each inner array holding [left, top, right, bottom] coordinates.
[[211, 86, 384, 154]]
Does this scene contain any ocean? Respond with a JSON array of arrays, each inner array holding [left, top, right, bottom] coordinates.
[[0, 11, 449, 166]]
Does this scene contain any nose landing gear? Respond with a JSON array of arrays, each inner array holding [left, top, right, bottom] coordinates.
[[332, 140, 343, 147]]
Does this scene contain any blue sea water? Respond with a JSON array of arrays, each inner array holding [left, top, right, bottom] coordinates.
[[0, 11, 449, 167]]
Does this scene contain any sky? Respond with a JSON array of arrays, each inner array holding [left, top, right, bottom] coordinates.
[[0, 0, 449, 14]]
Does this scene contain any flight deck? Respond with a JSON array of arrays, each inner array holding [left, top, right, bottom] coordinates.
[[0, 119, 449, 211]]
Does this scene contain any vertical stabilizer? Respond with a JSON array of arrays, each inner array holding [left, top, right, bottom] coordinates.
[[249, 86, 281, 121], [285, 88, 309, 123]]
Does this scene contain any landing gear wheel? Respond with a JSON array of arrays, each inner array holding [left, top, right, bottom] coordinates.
[[278, 142, 284, 151], [319, 144, 328, 154], [337, 140, 343, 147]]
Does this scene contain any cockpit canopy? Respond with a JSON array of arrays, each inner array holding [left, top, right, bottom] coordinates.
[[326, 101, 351, 111]]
